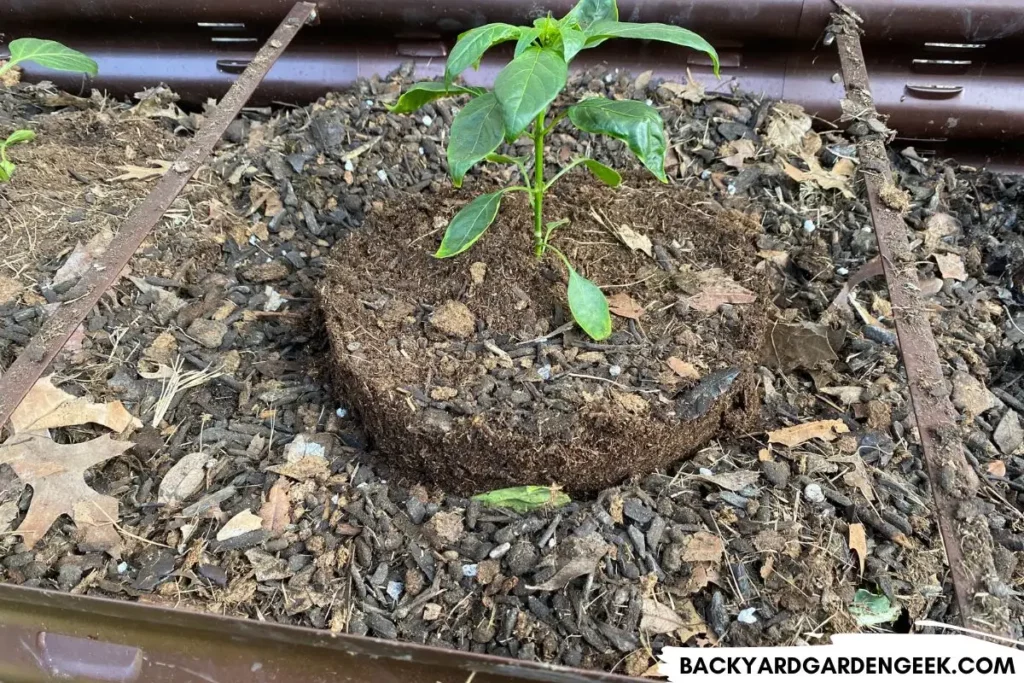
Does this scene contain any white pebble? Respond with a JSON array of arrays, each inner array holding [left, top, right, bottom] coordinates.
[[804, 482, 825, 504], [609, 365, 622, 378], [645, 98, 653, 106], [264, 286, 284, 312], [699, 467, 714, 477], [386, 581, 404, 602], [802, 219, 816, 233], [837, 267, 849, 276], [365, 99, 374, 106], [117, 562, 129, 574], [489, 542, 512, 559], [537, 364, 552, 380], [418, 146, 425, 156], [344, 160, 355, 172], [422, 115, 433, 126], [376, 169, 388, 182], [738, 607, 758, 624], [336, 407, 348, 418], [462, 564, 479, 578]]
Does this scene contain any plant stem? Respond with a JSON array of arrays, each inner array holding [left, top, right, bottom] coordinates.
[[532, 111, 546, 258]]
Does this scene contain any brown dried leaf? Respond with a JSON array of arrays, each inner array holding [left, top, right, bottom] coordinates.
[[843, 465, 875, 501], [109, 159, 172, 182], [687, 271, 757, 312], [821, 386, 865, 406], [849, 522, 867, 575], [768, 419, 850, 448], [607, 293, 644, 320], [248, 184, 284, 217], [610, 224, 653, 257], [695, 470, 759, 492], [781, 156, 855, 198], [641, 598, 704, 637], [720, 139, 756, 169], [609, 494, 625, 525], [667, 357, 700, 381], [765, 103, 812, 153], [11, 376, 140, 435], [659, 69, 705, 103], [934, 253, 967, 281], [53, 230, 115, 287], [768, 322, 844, 371], [266, 456, 329, 481], [680, 531, 724, 563], [0, 433, 131, 554], [260, 479, 291, 535], [987, 460, 1007, 478], [923, 213, 958, 253]]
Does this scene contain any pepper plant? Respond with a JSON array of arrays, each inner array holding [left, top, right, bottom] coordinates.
[[389, 0, 718, 340], [0, 38, 97, 183]]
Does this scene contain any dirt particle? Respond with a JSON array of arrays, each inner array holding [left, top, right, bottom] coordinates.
[[243, 261, 291, 283], [429, 386, 458, 401], [470, 262, 487, 284], [423, 510, 464, 548], [879, 182, 910, 213], [186, 319, 228, 348], [429, 300, 476, 338]]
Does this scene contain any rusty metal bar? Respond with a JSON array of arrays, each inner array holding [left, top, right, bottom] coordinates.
[[0, 1, 319, 433], [0, 583, 638, 682], [830, 7, 1008, 634]]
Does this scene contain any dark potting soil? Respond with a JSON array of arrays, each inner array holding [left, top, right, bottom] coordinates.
[[322, 175, 771, 493]]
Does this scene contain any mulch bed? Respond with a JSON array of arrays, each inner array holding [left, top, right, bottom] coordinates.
[[0, 65, 1021, 674]]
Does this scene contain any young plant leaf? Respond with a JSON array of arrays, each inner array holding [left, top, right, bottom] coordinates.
[[581, 158, 621, 186], [4, 130, 36, 146], [559, 25, 588, 62], [387, 82, 483, 114], [514, 28, 542, 57], [472, 485, 571, 513], [485, 153, 528, 165], [436, 191, 504, 258], [563, 0, 619, 30], [0, 160, 14, 182], [8, 38, 98, 75], [551, 250, 611, 340], [569, 98, 668, 181], [447, 92, 504, 186], [446, 23, 521, 84], [583, 21, 720, 74], [494, 47, 568, 138]]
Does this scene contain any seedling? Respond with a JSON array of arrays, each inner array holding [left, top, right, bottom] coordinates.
[[0, 38, 98, 81], [389, 0, 718, 340], [0, 130, 36, 181]]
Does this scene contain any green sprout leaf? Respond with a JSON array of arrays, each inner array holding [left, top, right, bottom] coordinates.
[[559, 26, 588, 62], [583, 21, 720, 74], [472, 485, 571, 513], [0, 160, 14, 182], [580, 158, 621, 186], [850, 590, 901, 627], [514, 27, 542, 57], [447, 92, 505, 187], [551, 249, 611, 340], [4, 130, 36, 147], [445, 23, 521, 85], [485, 153, 528, 165], [494, 47, 568, 138], [387, 82, 484, 114], [562, 0, 619, 30], [436, 191, 504, 258], [7, 38, 98, 75], [569, 98, 667, 182]]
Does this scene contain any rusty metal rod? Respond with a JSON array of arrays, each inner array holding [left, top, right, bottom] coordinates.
[[831, 8, 1008, 634], [0, 1, 319, 433]]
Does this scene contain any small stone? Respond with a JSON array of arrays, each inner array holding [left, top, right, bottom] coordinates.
[[423, 510, 464, 548], [489, 542, 511, 559], [365, 613, 398, 640], [430, 300, 475, 338], [422, 603, 442, 621], [803, 482, 825, 504], [186, 319, 228, 348], [760, 460, 790, 489], [994, 410, 1024, 455]]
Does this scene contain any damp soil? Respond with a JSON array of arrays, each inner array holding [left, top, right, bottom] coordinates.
[[322, 176, 770, 493]]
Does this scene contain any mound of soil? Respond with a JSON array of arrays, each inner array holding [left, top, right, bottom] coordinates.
[[322, 175, 771, 493]]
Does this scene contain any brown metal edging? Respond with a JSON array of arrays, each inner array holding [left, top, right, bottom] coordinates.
[[829, 6, 1009, 635], [0, 1, 319, 433], [0, 583, 639, 683]]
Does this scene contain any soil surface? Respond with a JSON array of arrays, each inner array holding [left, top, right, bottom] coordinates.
[[322, 177, 768, 493], [0, 61, 1021, 675]]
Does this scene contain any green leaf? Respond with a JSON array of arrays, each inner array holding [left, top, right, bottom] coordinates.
[[446, 23, 521, 84], [0, 160, 13, 182], [569, 98, 667, 182], [559, 26, 588, 62], [581, 158, 621, 186], [436, 191, 503, 258], [472, 485, 571, 513], [514, 27, 541, 57], [562, 0, 618, 30], [4, 130, 35, 147], [551, 250, 611, 340], [583, 21, 719, 74], [387, 82, 483, 114], [494, 47, 568, 138], [8, 38, 98, 75], [850, 590, 901, 627], [485, 153, 528, 165], [447, 92, 504, 186]]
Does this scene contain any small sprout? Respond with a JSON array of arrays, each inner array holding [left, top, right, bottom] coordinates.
[[390, 0, 718, 340], [472, 485, 571, 513], [0, 129, 36, 182], [0, 38, 98, 80]]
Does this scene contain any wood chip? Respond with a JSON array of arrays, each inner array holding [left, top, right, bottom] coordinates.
[[934, 252, 967, 281], [848, 522, 867, 575], [768, 419, 850, 448]]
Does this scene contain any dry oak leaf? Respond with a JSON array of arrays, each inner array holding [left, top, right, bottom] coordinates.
[[720, 139, 756, 169], [610, 224, 653, 258], [641, 597, 707, 637], [667, 357, 700, 381], [781, 155, 855, 199], [0, 432, 130, 554], [768, 419, 850, 448], [765, 102, 813, 153], [987, 460, 1007, 478], [848, 522, 868, 575], [607, 292, 645, 320], [109, 159, 173, 182], [687, 270, 757, 312], [259, 478, 292, 535], [11, 375, 140, 435]]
